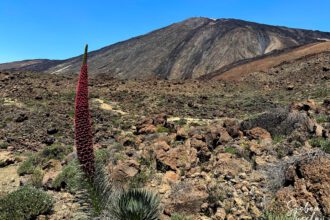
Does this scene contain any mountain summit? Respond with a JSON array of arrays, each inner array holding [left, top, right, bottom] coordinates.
[[1, 17, 330, 79]]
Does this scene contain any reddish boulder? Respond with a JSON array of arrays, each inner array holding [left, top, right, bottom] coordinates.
[[109, 159, 140, 182], [246, 127, 272, 144], [275, 155, 330, 216]]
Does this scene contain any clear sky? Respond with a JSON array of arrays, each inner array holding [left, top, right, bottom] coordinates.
[[1, 0, 330, 63]]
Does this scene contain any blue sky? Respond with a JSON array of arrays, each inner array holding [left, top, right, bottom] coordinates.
[[1, 0, 330, 63]]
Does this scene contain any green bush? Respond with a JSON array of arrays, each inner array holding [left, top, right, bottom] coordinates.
[[0, 141, 8, 149], [173, 118, 187, 126], [18, 144, 72, 176], [273, 135, 285, 144], [315, 114, 329, 123], [29, 168, 44, 188], [41, 144, 72, 160], [17, 154, 41, 175], [0, 186, 54, 220], [95, 148, 111, 165], [224, 146, 237, 155], [109, 188, 160, 220], [52, 160, 82, 193], [309, 137, 330, 153], [156, 125, 170, 133]]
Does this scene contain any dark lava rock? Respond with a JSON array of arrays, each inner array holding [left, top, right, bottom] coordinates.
[[0, 158, 15, 168], [47, 128, 59, 135], [43, 137, 55, 145], [322, 67, 329, 72], [15, 113, 28, 123], [286, 85, 294, 90]]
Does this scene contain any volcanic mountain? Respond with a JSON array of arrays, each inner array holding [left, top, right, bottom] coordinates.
[[1, 17, 330, 79]]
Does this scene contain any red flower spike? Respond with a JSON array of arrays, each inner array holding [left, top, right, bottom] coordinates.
[[74, 44, 95, 177]]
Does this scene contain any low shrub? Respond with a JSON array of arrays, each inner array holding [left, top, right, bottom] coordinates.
[[0, 186, 54, 220], [52, 160, 82, 193], [273, 135, 285, 144], [95, 148, 111, 165], [309, 137, 330, 153], [156, 125, 170, 133], [0, 141, 8, 149], [18, 144, 72, 176], [315, 114, 329, 123], [173, 118, 187, 126], [41, 144, 71, 160], [224, 146, 237, 155], [29, 168, 44, 188], [17, 154, 40, 175]]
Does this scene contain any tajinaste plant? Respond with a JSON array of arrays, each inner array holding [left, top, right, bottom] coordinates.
[[74, 44, 95, 177]]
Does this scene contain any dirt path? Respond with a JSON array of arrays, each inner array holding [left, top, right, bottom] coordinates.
[[167, 116, 223, 125], [3, 98, 25, 108], [92, 98, 127, 115], [0, 151, 20, 196]]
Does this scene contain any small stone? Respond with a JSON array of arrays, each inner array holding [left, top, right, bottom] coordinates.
[[15, 113, 28, 122], [250, 204, 262, 217], [201, 202, 209, 210], [239, 172, 247, 179], [313, 124, 323, 137], [47, 128, 59, 135], [0, 158, 15, 168], [19, 177, 29, 186], [240, 215, 252, 220], [226, 214, 235, 220], [162, 171, 179, 183], [241, 186, 249, 193], [287, 85, 294, 90], [35, 95, 43, 100], [224, 174, 233, 180], [214, 208, 226, 220], [230, 178, 238, 184], [234, 197, 244, 207], [36, 215, 47, 220], [7, 146, 15, 151], [43, 137, 55, 145]]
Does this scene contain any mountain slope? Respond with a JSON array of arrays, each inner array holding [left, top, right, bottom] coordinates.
[[0, 59, 65, 72], [203, 41, 330, 80], [1, 17, 330, 79]]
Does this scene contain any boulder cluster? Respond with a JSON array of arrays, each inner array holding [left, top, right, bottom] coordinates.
[[104, 100, 330, 219]]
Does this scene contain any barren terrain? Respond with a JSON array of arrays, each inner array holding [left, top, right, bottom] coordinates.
[[0, 50, 329, 219]]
